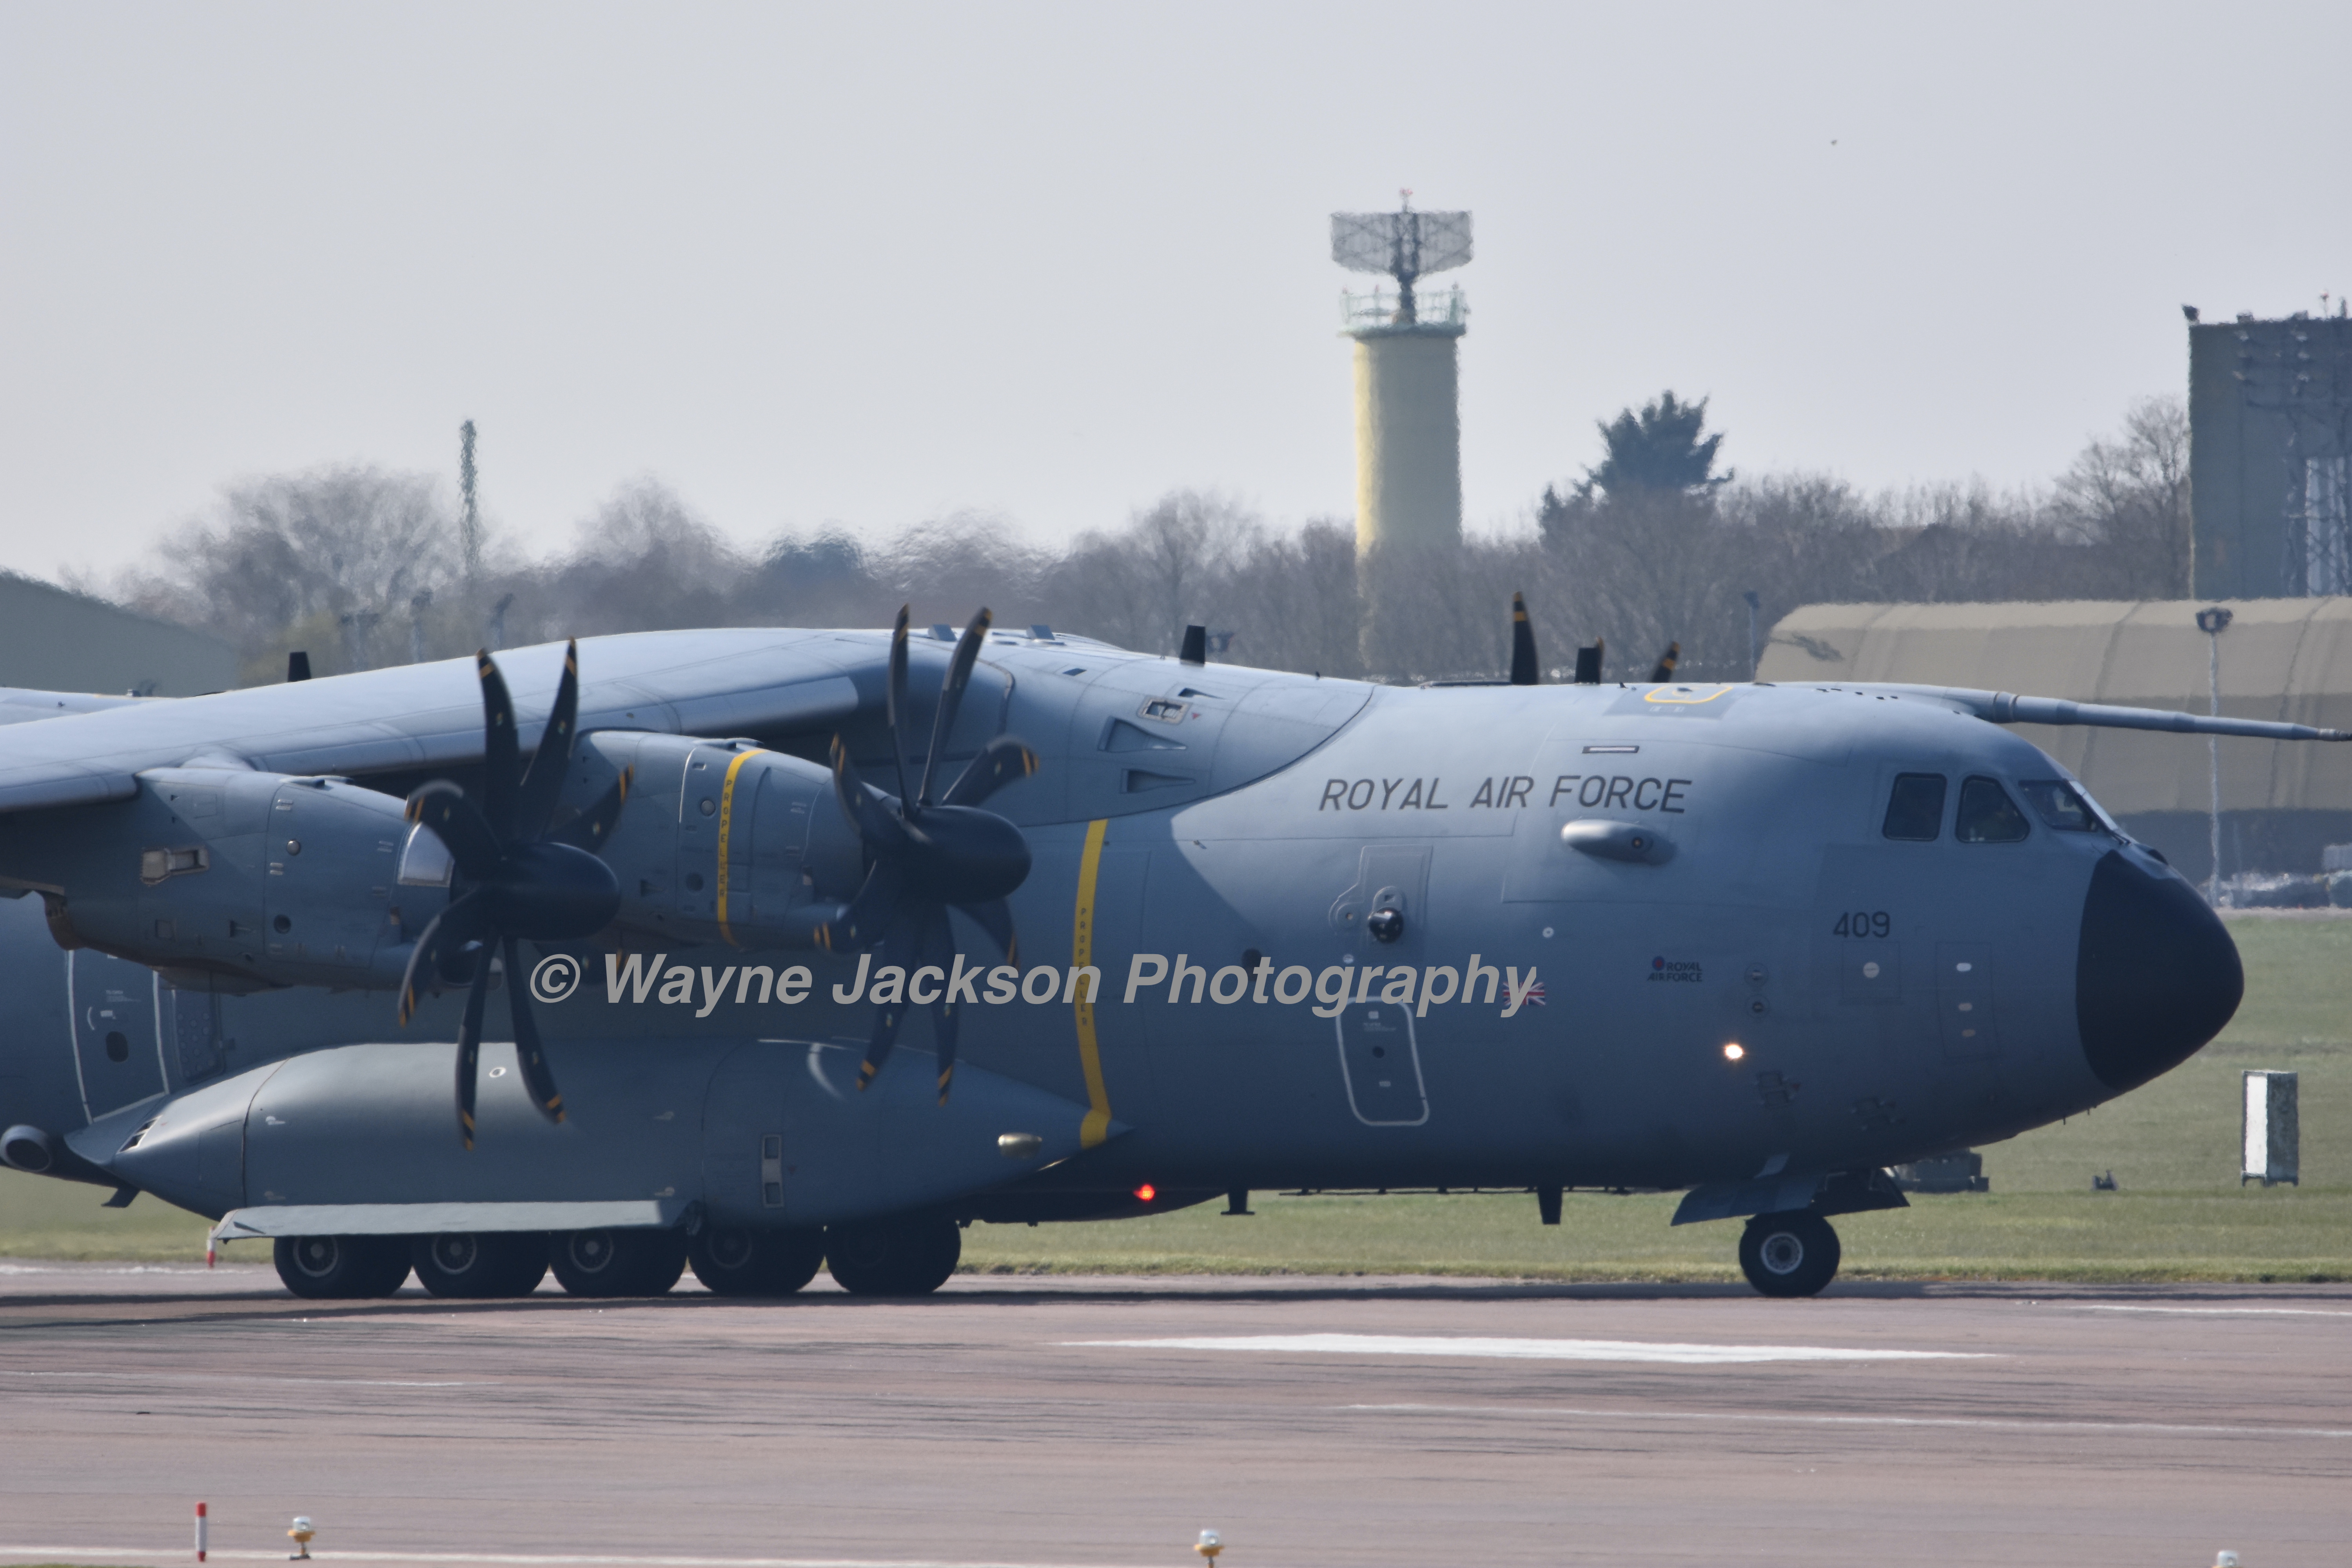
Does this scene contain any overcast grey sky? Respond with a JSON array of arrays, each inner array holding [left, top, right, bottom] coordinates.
[[2, 2, 2345, 577]]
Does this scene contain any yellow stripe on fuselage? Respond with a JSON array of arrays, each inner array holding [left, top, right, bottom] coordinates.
[[715, 748, 763, 947], [1073, 817, 1112, 1148]]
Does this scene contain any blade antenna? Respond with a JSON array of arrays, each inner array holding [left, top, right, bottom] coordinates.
[[1509, 592, 1539, 686], [919, 609, 993, 808]]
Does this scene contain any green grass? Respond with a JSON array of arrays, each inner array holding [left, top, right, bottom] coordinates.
[[6, 915, 2348, 1281]]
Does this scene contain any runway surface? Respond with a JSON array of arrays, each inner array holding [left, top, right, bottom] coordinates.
[[2, 1262, 2348, 1567]]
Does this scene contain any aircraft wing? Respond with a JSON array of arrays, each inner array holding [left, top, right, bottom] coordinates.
[[0, 629, 871, 815], [1841, 684, 2352, 743]]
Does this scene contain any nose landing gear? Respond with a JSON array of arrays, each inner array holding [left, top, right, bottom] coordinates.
[[1738, 1210, 1842, 1297]]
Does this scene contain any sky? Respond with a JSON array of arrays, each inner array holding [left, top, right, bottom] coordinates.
[[2, 2, 2346, 579]]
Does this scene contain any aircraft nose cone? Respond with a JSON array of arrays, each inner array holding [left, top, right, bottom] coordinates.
[[2076, 849, 2242, 1093]]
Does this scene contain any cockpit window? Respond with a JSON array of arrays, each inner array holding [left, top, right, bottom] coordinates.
[[2017, 779, 2100, 832], [1882, 773, 1947, 841], [1956, 776, 2031, 843]]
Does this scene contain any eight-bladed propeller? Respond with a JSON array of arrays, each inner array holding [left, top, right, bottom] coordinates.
[[397, 642, 631, 1148], [818, 607, 1037, 1104]]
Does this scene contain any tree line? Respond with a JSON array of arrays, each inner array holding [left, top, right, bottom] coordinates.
[[92, 394, 2190, 687]]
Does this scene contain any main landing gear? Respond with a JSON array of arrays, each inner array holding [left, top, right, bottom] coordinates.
[[1737, 1210, 1842, 1298], [271, 1218, 965, 1300]]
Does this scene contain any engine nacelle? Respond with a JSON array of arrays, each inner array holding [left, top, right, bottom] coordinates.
[[0, 767, 415, 991], [574, 733, 863, 950]]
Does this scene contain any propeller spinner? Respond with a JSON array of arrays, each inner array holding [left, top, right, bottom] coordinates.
[[817, 607, 1038, 1104], [397, 642, 631, 1148]]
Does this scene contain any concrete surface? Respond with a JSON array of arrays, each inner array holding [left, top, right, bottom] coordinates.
[[1, 1261, 2347, 1567]]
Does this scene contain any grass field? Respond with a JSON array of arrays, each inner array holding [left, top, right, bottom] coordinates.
[[5, 915, 2346, 1282]]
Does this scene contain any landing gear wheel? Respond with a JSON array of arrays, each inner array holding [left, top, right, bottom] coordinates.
[[823, 1217, 961, 1296], [1739, 1211, 1842, 1298], [411, 1232, 550, 1298], [274, 1234, 412, 1299], [689, 1226, 825, 1297], [550, 1228, 688, 1298]]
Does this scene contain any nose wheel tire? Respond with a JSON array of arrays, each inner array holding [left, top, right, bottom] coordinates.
[[1738, 1211, 1841, 1298], [274, 1234, 412, 1299], [823, 1217, 961, 1296], [689, 1226, 826, 1296], [410, 1231, 550, 1298], [550, 1227, 688, 1297]]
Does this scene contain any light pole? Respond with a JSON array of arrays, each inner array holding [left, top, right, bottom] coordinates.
[[1742, 590, 1761, 680], [2196, 606, 2234, 904]]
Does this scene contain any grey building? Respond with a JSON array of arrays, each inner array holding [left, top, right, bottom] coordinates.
[[0, 573, 238, 697], [2190, 311, 2352, 598]]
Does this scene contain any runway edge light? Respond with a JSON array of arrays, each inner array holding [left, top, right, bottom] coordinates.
[[1195, 1530, 1223, 1564]]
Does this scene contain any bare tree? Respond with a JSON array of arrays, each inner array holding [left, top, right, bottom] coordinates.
[[113, 465, 462, 683], [2051, 396, 2192, 597]]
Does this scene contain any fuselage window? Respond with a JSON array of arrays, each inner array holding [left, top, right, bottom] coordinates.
[[1956, 776, 2031, 843], [2017, 779, 2100, 832], [1882, 773, 1947, 841]]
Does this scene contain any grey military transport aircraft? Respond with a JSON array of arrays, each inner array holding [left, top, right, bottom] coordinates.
[[0, 607, 2334, 1299]]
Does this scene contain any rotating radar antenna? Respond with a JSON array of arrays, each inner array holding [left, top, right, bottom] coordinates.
[[1330, 191, 1471, 326]]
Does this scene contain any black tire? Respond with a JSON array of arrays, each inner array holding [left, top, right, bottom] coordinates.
[[1739, 1211, 1842, 1298], [411, 1231, 550, 1298], [823, 1217, 961, 1296], [274, 1234, 412, 1299], [550, 1228, 688, 1298], [689, 1226, 825, 1297]]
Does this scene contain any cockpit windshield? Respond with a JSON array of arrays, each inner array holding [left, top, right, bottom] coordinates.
[[2018, 778, 2110, 834]]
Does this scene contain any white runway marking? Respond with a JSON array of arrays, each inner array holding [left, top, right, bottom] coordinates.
[[1345, 1401, 2352, 1441], [2063, 1303, 2352, 1318], [2, 1368, 479, 1388], [1069, 1333, 1989, 1364], [0, 1552, 1149, 1568]]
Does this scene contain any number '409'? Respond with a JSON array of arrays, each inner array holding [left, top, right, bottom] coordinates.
[[1834, 910, 1892, 939]]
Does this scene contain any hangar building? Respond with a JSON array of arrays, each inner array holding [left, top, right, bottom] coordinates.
[[0, 573, 238, 698], [1758, 597, 2352, 883]]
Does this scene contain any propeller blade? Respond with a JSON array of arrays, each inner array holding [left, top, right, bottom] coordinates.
[[477, 652, 521, 840], [1509, 592, 1540, 686], [548, 766, 632, 851], [952, 896, 1018, 965], [886, 606, 913, 808], [504, 935, 564, 1124], [514, 640, 581, 841], [942, 735, 1038, 808], [829, 738, 910, 852], [918, 608, 993, 808], [406, 780, 502, 880], [397, 889, 489, 1026], [454, 945, 494, 1150], [920, 905, 960, 1105], [817, 858, 904, 952], [854, 911, 924, 1091], [1649, 641, 1681, 683]]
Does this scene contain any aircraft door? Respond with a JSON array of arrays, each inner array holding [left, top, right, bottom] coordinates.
[[1330, 845, 1432, 1127], [1334, 1004, 1428, 1125], [70, 950, 165, 1121]]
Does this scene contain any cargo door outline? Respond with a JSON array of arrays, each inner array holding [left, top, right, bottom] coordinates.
[[69, 950, 167, 1123], [1334, 1003, 1428, 1126]]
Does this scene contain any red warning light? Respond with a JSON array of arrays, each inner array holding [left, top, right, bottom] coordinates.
[[1133, 1183, 1158, 1202]]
